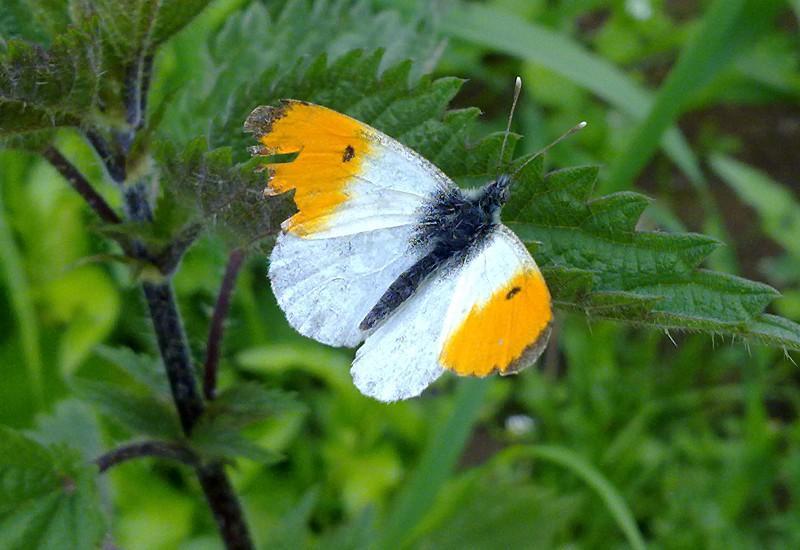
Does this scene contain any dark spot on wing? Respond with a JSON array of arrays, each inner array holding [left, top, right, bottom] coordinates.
[[506, 286, 522, 300], [343, 145, 355, 162]]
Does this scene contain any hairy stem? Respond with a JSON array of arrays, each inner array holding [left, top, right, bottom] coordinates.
[[96, 440, 199, 473], [141, 277, 253, 550], [204, 249, 246, 400], [142, 281, 205, 432], [71, 51, 256, 549], [84, 129, 127, 184], [42, 146, 121, 224]]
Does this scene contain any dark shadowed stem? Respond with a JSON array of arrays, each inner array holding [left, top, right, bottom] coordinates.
[[204, 248, 246, 400], [72, 55, 255, 548], [122, 175, 253, 548], [196, 463, 253, 547], [141, 279, 253, 550], [42, 147, 121, 224], [84, 128, 127, 184], [142, 281, 205, 432], [96, 440, 199, 473]]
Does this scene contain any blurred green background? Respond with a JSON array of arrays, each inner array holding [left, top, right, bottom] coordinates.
[[2, 0, 800, 548]]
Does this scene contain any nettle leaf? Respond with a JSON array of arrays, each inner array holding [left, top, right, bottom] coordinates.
[[0, 427, 105, 549], [172, 50, 513, 248], [0, 25, 102, 137], [94, 345, 170, 397], [156, 137, 295, 250], [502, 157, 800, 350], [219, 49, 512, 172], [201, 383, 302, 430], [190, 383, 301, 463], [72, 0, 212, 66], [71, 377, 181, 439], [161, 0, 443, 145]]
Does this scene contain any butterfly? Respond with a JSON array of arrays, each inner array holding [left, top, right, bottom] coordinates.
[[245, 79, 583, 402]]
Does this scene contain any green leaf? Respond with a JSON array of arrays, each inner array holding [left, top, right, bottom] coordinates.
[[0, 171, 43, 408], [502, 158, 800, 349], [156, 137, 294, 250], [414, 474, 580, 549], [190, 383, 300, 463], [0, 0, 48, 42], [0, 26, 102, 137], [73, 0, 213, 64], [160, 0, 444, 145], [151, 0, 215, 46], [71, 377, 181, 439], [232, 45, 799, 350], [31, 399, 104, 462], [217, 49, 507, 172], [0, 427, 105, 549], [201, 382, 302, 431], [711, 154, 800, 257], [190, 426, 281, 464], [93, 345, 170, 397], [174, 46, 520, 247]]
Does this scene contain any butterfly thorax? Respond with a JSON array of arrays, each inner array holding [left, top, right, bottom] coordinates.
[[359, 175, 513, 331]]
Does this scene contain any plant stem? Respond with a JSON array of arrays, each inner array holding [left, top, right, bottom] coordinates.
[[204, 248, 246, 400], [84, 128, 127, 184], [42, 146, 122, 224], [96, 440, 199, 472], [116, 140, 253, 548], [75, 50, 256, 548], [142, 281, 205, 432], [141, 278, 254, 550]]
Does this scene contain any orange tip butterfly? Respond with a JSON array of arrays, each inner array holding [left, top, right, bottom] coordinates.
[[245, 78, 585, 402]]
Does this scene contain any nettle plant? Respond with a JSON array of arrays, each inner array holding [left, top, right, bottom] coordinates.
[[1, 1, 799, 548]]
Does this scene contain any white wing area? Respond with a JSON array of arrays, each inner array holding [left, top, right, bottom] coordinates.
[[351, 262, 458, 402], [269, 225, 427, 347], [351, 226, 549, 401]]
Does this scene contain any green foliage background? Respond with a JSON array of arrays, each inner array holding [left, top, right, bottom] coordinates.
[[2, 0, 800, 548]]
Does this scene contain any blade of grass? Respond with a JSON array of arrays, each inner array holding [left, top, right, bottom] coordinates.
[[605, 0, 785, 192], [0, 178, 44, 409], [379, 378, 490, 548], [605, 0, 744, 192], [439, 4, 703, 186], [498, 445, 646, 550]]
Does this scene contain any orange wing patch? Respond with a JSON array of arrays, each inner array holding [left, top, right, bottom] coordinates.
[[440, 269, 552, 377], [245, 100, 371, 236]]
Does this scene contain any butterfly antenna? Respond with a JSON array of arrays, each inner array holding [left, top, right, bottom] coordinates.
[[510, 120, 587, 179], [498, 76, 523, 171]]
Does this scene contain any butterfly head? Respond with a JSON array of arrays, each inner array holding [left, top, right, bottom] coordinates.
[[484, 173, 513, 207]]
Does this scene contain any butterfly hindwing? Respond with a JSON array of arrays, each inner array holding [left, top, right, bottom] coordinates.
[[353, 226, 552, 402], [439, 226, 552, 377]]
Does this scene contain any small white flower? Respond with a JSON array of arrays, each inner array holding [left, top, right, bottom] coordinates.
[[505, 414, 536, 437], [625, 0, 653, 20]]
